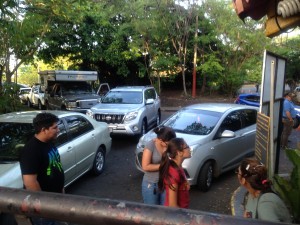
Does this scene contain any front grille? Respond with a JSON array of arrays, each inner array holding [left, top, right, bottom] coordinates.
[[76, 99, 98, 109], [94, 114, 125, 124]]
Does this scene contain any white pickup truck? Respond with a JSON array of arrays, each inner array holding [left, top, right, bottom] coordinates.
[[27, 84, 46, 110]]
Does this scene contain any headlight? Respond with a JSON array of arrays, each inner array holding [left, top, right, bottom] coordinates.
[[124, 111, 138, 122], [86, 109, 94, 118], [67, 101, 76, 108], [189, 145, 195, 156]]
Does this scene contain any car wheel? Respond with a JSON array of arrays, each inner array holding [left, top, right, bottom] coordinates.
[[38, 100, 43, 110], [197, 161, 213, 192], [156, 111, 161, 126], [27, 99, 31, 107], [46, 102, 51, 110], [92, 147, 105, 176], [140, 119, 147, 136]]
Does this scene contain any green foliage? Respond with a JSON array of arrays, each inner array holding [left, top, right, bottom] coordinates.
[[0, 83, 24, 113], [274, 149, 300, 223], [269, 37, 300, 83]]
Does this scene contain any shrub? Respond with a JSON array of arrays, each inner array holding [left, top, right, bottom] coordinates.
[[274, 149, 300, 223], [0, 83, 24, 114]]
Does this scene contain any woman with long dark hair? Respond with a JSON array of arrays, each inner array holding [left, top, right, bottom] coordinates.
[[141, 126, 176, 205], [237, 158, 291, 222], [158, 138, 191, 208]]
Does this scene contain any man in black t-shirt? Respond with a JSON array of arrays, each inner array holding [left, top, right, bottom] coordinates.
[[20, 112, 65, 225]]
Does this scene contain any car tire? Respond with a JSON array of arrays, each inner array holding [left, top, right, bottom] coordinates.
[[27, 99, 31, 107], [38, 100, 44, 110], [197, 161, 213, 192], [156, 111, 161, 126], [46, 102, 51, 110], [92, 147, 105, 176], [140, 119, 147, 137]]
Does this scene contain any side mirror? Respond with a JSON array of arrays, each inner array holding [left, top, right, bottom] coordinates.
[[145, 99, 154, 105], [220, 130, 235, 138]]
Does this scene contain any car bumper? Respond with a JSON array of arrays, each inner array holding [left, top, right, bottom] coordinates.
[[66, 108, 89, 113], [107, 123, 141, 135]]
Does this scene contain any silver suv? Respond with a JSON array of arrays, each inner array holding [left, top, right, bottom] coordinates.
[[86, 86, 161, 136]]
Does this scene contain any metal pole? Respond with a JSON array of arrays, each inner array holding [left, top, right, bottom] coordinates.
[[0, 187, 288, 225], [269, 60, 275, 179]]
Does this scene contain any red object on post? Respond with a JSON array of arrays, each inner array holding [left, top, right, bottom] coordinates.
[[232, 0, 270, 21]]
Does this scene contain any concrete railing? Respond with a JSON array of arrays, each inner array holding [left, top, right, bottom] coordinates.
[[0, 187, 292, 225]]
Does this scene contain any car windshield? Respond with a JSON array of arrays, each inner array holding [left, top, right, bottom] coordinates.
[[0, 123, 35, 162], [61, 82, 94, 95], [163, 108, 222, 135], [102, 91, 143, 104]]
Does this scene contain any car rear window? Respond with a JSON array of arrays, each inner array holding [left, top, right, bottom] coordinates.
[[0, 123, 34, 161], [102, 91, 143, 104]]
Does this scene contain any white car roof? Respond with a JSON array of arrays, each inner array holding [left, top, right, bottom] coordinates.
[[110, 86, 153, 92], [184, 103, 258, 113], [0, 110, 85, 123]]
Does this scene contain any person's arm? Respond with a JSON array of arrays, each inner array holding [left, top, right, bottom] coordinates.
[[167, 183, 179, 207], [142, 148, 160, 172], [22, 174, 41, 191]]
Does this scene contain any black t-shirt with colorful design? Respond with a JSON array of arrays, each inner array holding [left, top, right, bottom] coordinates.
[[20, 137, 65, 193]]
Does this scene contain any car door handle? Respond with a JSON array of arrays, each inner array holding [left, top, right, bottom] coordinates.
[[67, 146, 73, 152]]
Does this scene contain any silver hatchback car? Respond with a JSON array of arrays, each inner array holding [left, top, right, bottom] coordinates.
[[0, 110, 112, 189], [135, 103, 258, 191]]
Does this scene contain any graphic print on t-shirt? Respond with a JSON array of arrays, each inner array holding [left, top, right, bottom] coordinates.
[[47, 147, 63, 176]]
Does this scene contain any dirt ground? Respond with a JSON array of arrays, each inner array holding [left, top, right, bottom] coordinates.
[[160, 90, 235, 107]]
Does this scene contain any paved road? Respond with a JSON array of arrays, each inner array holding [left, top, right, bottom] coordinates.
[[66, 135, 238, 215], [65, 111, 239, 218]]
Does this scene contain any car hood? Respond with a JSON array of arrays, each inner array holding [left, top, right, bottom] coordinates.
[[62, 94, 99, 101], [91, 103, 143, 113], [136, 129, 207, 153], [0, 162, 23, 188]]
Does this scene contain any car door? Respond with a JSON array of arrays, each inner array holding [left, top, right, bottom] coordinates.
[[144, 88, 156, 124], [211, 110, 250, 172], [64, 115, 97, 178], [55, 119, 76, 186], [32, 86, 39, 105], [51, 84, 62, 109]]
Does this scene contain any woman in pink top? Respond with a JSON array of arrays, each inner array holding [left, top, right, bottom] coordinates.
[[158, 138, 191, 208]]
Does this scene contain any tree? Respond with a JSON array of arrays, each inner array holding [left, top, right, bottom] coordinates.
[[269, 37, 300, 89], [202, 0, 270, 96], [0, 0, 90, 86]]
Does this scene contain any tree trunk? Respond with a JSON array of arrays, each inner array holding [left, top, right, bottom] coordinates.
[[192, 13, 198, 98]]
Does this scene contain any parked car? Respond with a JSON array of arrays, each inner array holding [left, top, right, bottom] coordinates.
[[18, 87, 31, 104], [27, 84, 46, 110], [135, 103, 258, 192], [0, 110, 112, 189], [234, 93, 260, 107], [86, 86, 161, 137]]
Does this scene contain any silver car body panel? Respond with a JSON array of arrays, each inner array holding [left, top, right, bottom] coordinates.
[[0, 110, 112, 189], [89, 86, 161, 135], [135, 103, 258, 185]]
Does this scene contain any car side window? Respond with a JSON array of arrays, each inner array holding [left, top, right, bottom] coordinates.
[[220, 111, 242, 132], [55, 120, 68, 147], [65, 115, 94, 139], [241, 109, 257, 127], [144, 89, 156, 100]]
